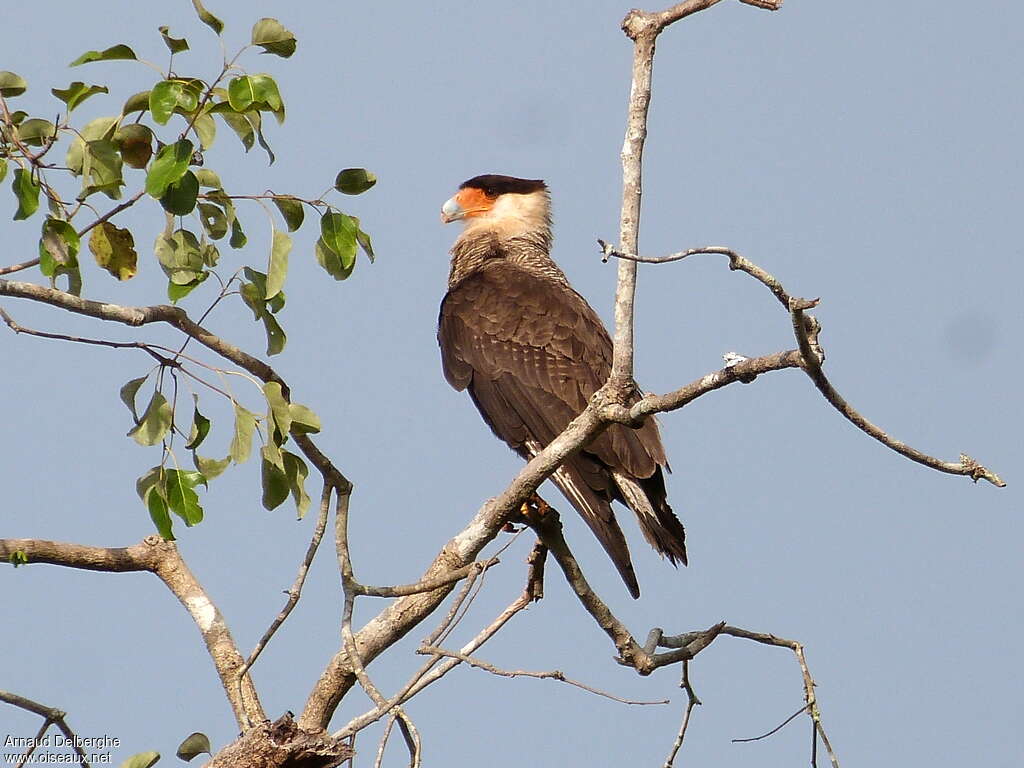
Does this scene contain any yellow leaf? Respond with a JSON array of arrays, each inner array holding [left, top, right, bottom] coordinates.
[[89, 221, 138, 280]]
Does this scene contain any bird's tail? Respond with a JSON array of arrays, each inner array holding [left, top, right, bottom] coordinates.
[[548, 461, 642, 599], [613, 468, 688, 566]]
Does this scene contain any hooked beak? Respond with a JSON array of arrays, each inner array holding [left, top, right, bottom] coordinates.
[[440, 195, 465, 224]]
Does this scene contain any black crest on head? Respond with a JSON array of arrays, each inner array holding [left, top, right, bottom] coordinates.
[[460, 175, 547, 197]]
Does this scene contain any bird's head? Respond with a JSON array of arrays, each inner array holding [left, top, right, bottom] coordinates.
[[441, 175, 550, 236]]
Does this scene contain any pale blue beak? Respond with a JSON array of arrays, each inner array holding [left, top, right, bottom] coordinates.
[[440, 196, 465, 223]]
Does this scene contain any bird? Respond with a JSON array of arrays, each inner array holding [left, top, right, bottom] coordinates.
[[436, 174, 687, 598]]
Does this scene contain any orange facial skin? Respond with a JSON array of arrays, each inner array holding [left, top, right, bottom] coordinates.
[[454, 186, 495, 217], [441, 186, 497, 223]]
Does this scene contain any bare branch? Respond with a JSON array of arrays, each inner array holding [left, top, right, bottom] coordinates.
[[525, 505, 651, 671], [235, 485, 334, 727], [352, 557, 499, 598], [717, 626, 840, 768], [663, 660, 701, 768], [0, 690, 90, 768], [788, 302, 1005, 487], [598, 240, 1005, 487], [334, 555, 541, 740], [733, 703, 809, 743], [0, 536, 264, 730], [611, 0, 779, 382], [419, 646, 669, 706], [599, 242, 792, 309]]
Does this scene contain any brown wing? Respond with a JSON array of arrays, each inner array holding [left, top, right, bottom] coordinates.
[[438, 260, 686, 597]]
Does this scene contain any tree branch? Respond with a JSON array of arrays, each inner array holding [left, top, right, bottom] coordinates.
[[0, 690, 90, 768], [599, 241, 1005, 487], [611, 0, 780, 383], [418, 645, 669, 706], [0, 536, 264, 730]]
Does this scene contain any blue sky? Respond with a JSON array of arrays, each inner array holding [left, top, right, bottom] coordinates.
[[2, 1, 1021, 766]]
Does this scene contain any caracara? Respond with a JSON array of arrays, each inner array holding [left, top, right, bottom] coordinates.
[[437, 174, 687, 598]]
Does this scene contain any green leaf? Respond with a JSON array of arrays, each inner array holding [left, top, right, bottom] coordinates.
[[263, 381, 291, 442], [38, 218, 82, 295], [113, 124, 153, 169], [0, 71, 27, 97], [266, 229, 291, 299], [80, 139, 124, 200], [191, 0, 224, 34], [16, 118, 57, 147], [155, 228, 206, 295], [149, 81, 180, 125], [288, 403, 321, 435], [89, 221, 137, 280], [167, 274, 206, 302], [119, 751, 161, 768], [249, 74, 283, 113], [194, 453, 230, 480], [229, 404, 259, 464], [319, 211, 357, 272], [355, 223, 374, 262], [122, 90, 150, 115], [283, 451, 310, 518], [0, 159, 7, 185], [12, 169, 40, 221], [138, 468, 175, 539], [197, 202, 228, 240], [66, 116, 119, 175], [136, 466, 162, 500], [128, 391, 172, 446], [146, 484, 174, 541], [119, 376, 149, 422], [146, 139, 193, 198], [314, 236, 353, 281], [52, 82, 108, 112], [272, 196, 304, 232], [253, 113, 275, 164], [240, 270, 266, 316], [194, 169, 222, 189], [193, 112, 216, 150], [334, 168, 376, 195], [260, 449, 289, 511], [159, 25, 189, 54], [176, 732, 212, 762], [241, 268, 288, 355], [160, 169, 199, 215], [214, 107, 255, 151], [39, 217, 80, 271], [165, 469, 204, 526], [227, 76, 256, 112], [262, 311, 286, 355], [8, 550, 29, 567], [230, 215, 247, 248], [70, 45, 137, 67], [186, 396, 210, 450], [251, 18, 296, 58]]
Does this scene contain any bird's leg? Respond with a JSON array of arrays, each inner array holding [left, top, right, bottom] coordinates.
[[520, 493, 553, 525]]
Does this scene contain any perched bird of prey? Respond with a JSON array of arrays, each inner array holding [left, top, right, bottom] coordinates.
[[437, 174, 687, 598]]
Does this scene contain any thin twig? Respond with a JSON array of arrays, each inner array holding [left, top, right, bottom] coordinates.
[[596, 241, 1005, 487], [334, 554, 542, 740], [353, 557, 499, 597], [236, 484, 334, 727], [663, 660, 701, 768], [788, 302, 1004, 487], [394, 710, 422, 768], [0, 691, 89, 767], [419, 646, 668, 706], [718, 626, 840, 768], [372, 716, 398, 768], [733, 703, 810, 743]]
